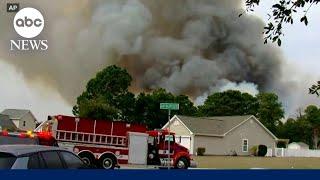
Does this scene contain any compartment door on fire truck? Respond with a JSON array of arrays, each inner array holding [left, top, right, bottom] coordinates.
[[128, 132, 148, 165]]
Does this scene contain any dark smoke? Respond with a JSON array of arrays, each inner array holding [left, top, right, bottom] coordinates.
[[0, 0, 318, 115]]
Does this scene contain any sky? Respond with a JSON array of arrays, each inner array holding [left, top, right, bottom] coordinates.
[[252, 1, 320, 75], [0, 1, 319, 122]]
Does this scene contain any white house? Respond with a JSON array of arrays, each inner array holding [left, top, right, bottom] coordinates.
[[1, 109, 37, 131]]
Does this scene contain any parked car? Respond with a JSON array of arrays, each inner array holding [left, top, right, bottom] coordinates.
[[0, 145, 92, 169]]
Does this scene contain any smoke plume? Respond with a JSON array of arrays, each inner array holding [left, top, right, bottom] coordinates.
[[0, 0, 318, 116]]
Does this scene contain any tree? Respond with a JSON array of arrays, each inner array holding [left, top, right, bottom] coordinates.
[[243, 0, 319, 46], [73, 65, 135, 121], [175, 95, 198, 116], [198, 90, 258, 116], [198, 90, 284, 135], [277, 105, 320, 149], [134, 89, 174, 129], [256, 93, 284, 134], [277, 117, 312, 145], [135, 89, 197, 129], [304, 105, 320, 148], [309, 81, 320, 97]]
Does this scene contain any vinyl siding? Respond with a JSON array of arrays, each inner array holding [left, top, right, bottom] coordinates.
[[166, 118, 192, 136], [17, 113, 36, 131]]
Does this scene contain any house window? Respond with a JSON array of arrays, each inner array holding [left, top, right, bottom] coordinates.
[[23, 121, 26, 127], [242, 139, 248, 152]]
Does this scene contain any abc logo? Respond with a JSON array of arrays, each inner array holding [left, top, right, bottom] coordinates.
[[13, 7, 44, 38]]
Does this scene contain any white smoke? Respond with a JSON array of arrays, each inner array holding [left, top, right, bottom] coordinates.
[[194, 80, 258, 105], [219, 81, 259, 95]]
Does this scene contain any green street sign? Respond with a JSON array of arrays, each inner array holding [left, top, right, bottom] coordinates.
[[160, 103, 179, 110]]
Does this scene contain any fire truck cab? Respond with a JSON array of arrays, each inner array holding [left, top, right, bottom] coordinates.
[[145, 129, 193, 169]]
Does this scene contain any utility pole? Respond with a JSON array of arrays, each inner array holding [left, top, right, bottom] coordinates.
[[167, 109, 171, 169]]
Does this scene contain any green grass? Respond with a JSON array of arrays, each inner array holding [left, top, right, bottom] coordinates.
[[193, 156, 320, 169]]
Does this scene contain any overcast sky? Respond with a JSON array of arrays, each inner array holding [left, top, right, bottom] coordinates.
[[252, 1, 320, 75], [0, 1, 319, 122]]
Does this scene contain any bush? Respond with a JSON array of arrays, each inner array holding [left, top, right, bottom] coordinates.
[[249, 146, 258, 156], [197, 147, 206, 156], [257, 145, 267, 157]]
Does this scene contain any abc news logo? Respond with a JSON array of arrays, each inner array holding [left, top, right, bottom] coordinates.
[[10, 6, 48, 51]]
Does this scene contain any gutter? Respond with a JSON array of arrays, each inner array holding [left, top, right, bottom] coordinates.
[[194, 133, 224, 137]]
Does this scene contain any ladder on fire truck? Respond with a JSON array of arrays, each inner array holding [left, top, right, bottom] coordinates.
[[55, 130, 127, 147]]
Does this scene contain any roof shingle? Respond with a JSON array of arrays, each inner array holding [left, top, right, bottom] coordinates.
[[175, 115, 253, 136], [1, 109, 30, 120]]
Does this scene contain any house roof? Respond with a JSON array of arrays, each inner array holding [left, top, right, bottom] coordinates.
[[173, 115, 252, 136], [165, 115, 278, 139], [1, 109, 31, 120], [0, 114, 17, 130]]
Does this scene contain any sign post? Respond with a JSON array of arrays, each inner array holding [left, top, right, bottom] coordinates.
[[160, 103, 179, 169]]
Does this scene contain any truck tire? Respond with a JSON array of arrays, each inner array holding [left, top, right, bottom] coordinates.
[[175, 157, 189, 169], [100, 155, 116, 169], [78, 152, 95, 166]]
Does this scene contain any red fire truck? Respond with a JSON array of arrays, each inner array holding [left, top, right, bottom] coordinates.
[[35, 115, 195, 169]]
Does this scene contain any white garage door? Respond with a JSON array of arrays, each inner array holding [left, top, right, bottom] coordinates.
[[176, 135, 192, 154]]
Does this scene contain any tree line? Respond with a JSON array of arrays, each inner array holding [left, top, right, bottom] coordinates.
[[73, 65, 320, 148]]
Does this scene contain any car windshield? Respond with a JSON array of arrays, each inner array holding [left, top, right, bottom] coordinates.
[[0, 152, 16, 169]]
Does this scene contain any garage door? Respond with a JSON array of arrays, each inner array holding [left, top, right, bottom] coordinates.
[[175, 135, 192, 153]]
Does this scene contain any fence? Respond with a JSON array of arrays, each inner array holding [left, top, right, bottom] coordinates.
[[274, 148, 320, 157]]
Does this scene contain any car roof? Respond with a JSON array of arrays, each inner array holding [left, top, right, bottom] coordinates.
[[0, 144, 64, 157]]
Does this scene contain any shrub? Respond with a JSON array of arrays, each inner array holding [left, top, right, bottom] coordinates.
[[197, 147, 206, 156], [249, 146, 258, 156], [257, 145, 267, 157]]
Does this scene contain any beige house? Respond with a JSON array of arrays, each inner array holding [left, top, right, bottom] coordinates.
[[162, 115, 278, 156], [1, 109, 37, 131]]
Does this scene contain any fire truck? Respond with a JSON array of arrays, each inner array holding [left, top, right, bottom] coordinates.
[[35, 115, 195, 169]]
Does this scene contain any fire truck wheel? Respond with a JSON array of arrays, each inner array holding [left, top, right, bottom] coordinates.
[[100, 155, 116, 169], [175, 157, 189, 169]]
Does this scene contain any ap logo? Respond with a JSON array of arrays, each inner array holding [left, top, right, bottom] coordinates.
[[13, 7, 44, 38]]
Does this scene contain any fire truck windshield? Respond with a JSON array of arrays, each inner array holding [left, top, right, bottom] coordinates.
[[164, 135, 175, 143]]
